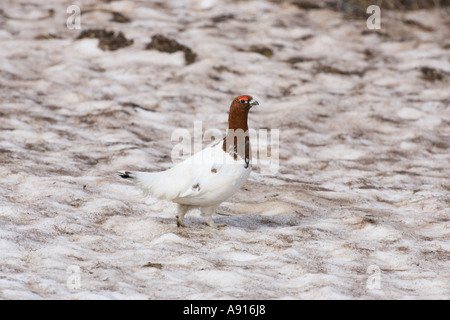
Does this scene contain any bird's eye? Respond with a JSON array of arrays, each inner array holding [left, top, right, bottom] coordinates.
[[239, 99, 246, 104]]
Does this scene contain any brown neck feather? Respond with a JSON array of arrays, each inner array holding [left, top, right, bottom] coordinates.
[[228, 108, 249, 131], [222, 100, 251, 167]]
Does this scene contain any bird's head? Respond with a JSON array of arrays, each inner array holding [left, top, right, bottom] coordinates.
[[231, 95, 259, 113], [228, 95, 258, 131]]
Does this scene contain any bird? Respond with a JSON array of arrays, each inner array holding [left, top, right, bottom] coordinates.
[[118, 95, 259, 228]]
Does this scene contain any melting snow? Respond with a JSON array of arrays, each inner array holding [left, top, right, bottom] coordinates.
[[0, 0, 449, 299]]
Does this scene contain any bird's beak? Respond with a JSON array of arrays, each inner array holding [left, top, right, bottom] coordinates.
[[249, 99, 259, 108]]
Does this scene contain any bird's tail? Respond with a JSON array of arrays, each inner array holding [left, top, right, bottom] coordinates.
[[118, 170, 137, 179], [118, 169, 177, 200], [118, 170, 159, 197]]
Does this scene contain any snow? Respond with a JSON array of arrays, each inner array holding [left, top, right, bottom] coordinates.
[[0, 0, 449, 299]]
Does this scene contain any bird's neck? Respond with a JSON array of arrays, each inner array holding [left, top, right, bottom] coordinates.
[[222, 110, 250, 167], [228, 110, 249, 132]]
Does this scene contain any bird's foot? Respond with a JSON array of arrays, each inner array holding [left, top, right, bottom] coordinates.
[[176, 215, 186, 228], [205, 220, 226, 229]]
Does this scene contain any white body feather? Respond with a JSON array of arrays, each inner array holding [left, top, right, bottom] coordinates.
[[123, 140, 251, 208]]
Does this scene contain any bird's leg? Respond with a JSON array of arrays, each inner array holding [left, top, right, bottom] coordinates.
[[201, 206, 225, 229], [176, 204, 189, 228]]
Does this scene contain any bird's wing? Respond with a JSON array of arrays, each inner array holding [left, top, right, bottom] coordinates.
[[171, 141, 251, 205]]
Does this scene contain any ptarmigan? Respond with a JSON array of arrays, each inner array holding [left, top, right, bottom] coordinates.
[[118, 95, 259, 228]]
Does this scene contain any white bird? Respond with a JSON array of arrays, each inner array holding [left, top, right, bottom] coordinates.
[[118, 95, 259, 228]]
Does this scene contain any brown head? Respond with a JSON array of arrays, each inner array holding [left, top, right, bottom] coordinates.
[[227, 95, 259, 131]]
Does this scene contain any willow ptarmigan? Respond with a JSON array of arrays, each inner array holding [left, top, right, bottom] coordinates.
[[119, 95, 259, 228]]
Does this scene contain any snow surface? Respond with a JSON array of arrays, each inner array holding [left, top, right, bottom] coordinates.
[[0, 0, 449, 299]]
